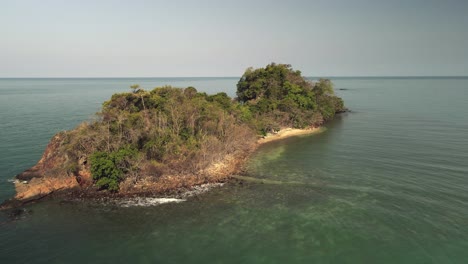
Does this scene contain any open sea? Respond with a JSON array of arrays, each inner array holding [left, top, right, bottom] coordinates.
[[1, 77, 468, 263]]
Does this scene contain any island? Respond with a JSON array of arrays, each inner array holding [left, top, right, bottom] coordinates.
[[2, 63, 346, 207]]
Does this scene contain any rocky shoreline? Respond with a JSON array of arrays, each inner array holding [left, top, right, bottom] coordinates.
[[1, 63, 348, 209], [0, 126, 324, 209]]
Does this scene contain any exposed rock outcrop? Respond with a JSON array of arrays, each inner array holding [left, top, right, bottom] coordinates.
[[14, 134, 78, 200]]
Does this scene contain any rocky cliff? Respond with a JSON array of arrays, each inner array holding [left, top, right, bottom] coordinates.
[[13, 133, 89, 202]]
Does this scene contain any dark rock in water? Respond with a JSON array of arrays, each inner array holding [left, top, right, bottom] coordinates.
[[339, 88, 349, 90], [5, 208, 32, 222], [336, 108, 350, 114], [0, 198, 23, 210], [9, 208, 27, 218]]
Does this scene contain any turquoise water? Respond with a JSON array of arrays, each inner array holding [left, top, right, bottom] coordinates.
[[1, 77, 468, 263]]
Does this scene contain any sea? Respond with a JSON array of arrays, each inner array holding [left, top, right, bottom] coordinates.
[[0, 77, 467, 263]]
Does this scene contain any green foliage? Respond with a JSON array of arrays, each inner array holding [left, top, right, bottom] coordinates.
[[59, 63, 344, 193], [236, 104, 253, 122], [208, 92, 232, 110], [130, 84, 140, 93], [90, 147, 137, 191], [236, 63, 345, 133], [313, 79, 334, 96], [71, 84, 257, 192], [237, 63, 311, 103], [184, 86, 198, 98]]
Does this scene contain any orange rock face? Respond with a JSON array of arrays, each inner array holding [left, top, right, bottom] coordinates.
[[10, 128, 257, 203], [14, 176, 79, 201], [14, 133, 82, 201]]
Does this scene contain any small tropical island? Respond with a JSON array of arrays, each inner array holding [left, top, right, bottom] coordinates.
[[3, 63, 345, 207]]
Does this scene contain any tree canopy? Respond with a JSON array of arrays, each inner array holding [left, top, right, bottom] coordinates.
[[236, 63, 345, 133], [53, 63, 345, 192]]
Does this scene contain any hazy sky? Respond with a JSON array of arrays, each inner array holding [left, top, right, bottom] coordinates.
[[1, 0, 467, 77]]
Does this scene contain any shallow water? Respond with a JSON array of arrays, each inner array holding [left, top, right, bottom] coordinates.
[[1, 77, 468, 263]]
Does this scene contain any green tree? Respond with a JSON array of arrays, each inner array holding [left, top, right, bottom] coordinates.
[[90, 148, 137, 191], [236, 63, 344, 132], [130, 84, 140, 93], [313, 79, 334, 96]]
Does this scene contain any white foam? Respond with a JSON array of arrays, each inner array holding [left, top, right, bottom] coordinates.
[[179, 183, 225, 198], [115, 182, 225, 207], [6, 179, 24, 184], [118, 197, 186, 207]]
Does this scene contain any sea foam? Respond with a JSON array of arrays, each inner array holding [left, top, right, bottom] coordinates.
[[118, 197, 186, 207], [116, 183, 225, 207]]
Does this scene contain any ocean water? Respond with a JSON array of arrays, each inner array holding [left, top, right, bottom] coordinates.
[[1, 77, 468, 263]]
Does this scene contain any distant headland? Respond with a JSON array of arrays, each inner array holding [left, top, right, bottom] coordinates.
[[2, 63, 346, 208]]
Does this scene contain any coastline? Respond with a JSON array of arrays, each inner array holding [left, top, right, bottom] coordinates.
[[257, 127, 324, 145], [112, 126, 326, 200], [117, 126, 326, 195], [202, 126, 324, 178], [1, 64, 346, 209], [1, 126, 323, 209]]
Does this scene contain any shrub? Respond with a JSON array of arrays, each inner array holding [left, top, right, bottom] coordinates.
[[89, 148, 137, 191]]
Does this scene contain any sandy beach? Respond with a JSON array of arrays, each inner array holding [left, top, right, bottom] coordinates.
[[257, 127, 324, 145]]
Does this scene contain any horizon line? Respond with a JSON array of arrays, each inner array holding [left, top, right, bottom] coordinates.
[[1, 75, 468, 79]]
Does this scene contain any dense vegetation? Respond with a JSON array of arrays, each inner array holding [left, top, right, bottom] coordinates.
[[56, 63, 345, 191], [237, 63, 345, 133]]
